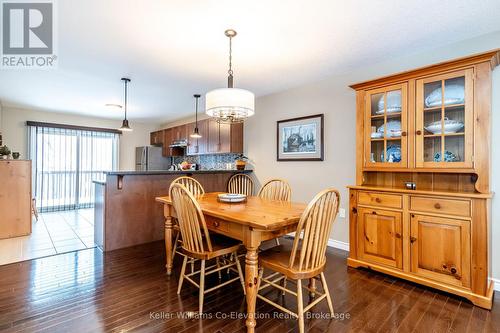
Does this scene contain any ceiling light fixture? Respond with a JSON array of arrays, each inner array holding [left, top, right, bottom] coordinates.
[[119, 77, 133, 132], [190, 94, 202, 138], [205, 29, 254, 123]]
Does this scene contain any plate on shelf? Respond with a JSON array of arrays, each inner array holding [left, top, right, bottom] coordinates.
[[434, 150, 458, 162], [425, 84, 465, 108], [218, 193, 247, 203], [371, 132, 383, 139], [376, 91, 402, 114], [424, 118, 464, 134], [386, 145, 401, 163]]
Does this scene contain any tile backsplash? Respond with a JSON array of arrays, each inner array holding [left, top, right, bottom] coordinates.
[[173, 153, 240, 170]]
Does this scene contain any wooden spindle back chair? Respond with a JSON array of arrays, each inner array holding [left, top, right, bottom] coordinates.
[[256, 188, 340, 333], [258, 179, 292, 202], [169, 183, 245, 313], [227, 173, 254, 196]]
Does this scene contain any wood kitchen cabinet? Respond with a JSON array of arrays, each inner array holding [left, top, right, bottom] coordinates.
[[187, 119, 208, 155], [356, 207, 403, 269], [207, 118, 243, 154], [150, 130, 163, 146], [172, 124, 188, 141], [410, 213, 471, 288], [348, 50, 500, 309]]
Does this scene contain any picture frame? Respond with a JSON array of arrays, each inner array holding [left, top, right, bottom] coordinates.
[[277, 114, 324, 161]]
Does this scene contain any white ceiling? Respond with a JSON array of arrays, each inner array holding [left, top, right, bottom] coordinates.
[[1, 0, 500, 123]]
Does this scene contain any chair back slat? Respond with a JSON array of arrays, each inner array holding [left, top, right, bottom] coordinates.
[[169, 183, 212, 254], [170, 176, 205, 197], [258, 179, 291, 202], [289, 189, 340, 272], [228, 173, 254, 196]]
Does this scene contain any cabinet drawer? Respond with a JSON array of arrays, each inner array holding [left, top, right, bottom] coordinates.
[[358, 192, 402, 209], [410, 196, 471, 217], [205, 216, 229, 232]]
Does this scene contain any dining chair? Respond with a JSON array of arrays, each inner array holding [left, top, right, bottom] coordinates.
[[256, 188, 340, 333], [227, 173, 254, 196], [170, 183, 246, 313], [169, 176, 205, 265], [258, 178, 292, 245]]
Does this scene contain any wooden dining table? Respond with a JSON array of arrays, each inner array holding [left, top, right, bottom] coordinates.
[[155, 192, 307, 332]]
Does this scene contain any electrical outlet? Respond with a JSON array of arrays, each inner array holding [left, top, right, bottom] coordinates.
[[339, 208, 346, 218]]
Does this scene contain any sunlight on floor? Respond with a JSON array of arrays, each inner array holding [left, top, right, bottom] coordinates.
[[0, 208, 95, 266]]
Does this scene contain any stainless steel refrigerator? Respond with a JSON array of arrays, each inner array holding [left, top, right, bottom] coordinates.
[[135, 146, 170, 171]]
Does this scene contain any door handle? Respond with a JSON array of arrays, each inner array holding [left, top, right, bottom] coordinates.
[[395, 233, 402, 239], [410, 236, 417, 244]]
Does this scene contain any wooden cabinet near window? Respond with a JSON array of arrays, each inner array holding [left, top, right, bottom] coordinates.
[[348, 50, 500, 309]]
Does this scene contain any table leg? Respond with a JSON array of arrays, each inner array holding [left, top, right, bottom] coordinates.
[[164, 205, 173, 275], [245, 246, 259, 333]]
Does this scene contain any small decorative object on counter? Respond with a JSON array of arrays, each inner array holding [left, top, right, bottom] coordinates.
[[235, 154, 248, 170], [405, 181, 417, 190], [12, 152, 20, 160], [218, 193, 247, 203], [0, 145, 11, 159]]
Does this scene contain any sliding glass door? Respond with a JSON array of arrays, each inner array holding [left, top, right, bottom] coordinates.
[[29, 124, 119, 212]]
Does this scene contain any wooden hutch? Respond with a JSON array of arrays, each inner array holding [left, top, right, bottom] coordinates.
[[347, 50, 500, 309]]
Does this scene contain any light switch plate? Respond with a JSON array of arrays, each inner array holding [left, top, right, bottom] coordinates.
[[339, 208, 346, 218]]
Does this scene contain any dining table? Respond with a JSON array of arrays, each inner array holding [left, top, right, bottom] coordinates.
[[155, 192, 307, 332]]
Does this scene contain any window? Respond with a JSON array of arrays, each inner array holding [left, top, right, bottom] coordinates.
[[28, 123, 119, 212]]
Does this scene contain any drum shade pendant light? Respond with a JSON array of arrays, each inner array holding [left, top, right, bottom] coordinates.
[[190, 94, 202, 138], [119, 77, 132, 132], [205, 29, 254, 123]]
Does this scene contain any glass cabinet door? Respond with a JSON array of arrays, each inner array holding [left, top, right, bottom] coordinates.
[[415, 69, 473, 168], [364, 83, 408, 168]]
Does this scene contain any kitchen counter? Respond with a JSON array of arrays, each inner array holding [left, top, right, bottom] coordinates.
[[105, 169, 252, 176], [93, 169, 253, 252]]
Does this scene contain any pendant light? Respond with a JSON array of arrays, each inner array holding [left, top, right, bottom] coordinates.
[[190, 94, 202, 138], [119, 77, 133, 132], [205, 29, 254, 123]]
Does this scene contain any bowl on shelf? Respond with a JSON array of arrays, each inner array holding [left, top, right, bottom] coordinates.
[[425, 84, 465, 108], [386, 145, 401, 163], [371, 132, 383, 139], [377, 120, 402, 137], [424, 118, 464, 134], [434, 150, 458, 162], [376, 91, 402, 114]]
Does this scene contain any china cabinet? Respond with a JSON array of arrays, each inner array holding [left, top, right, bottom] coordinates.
[[348, 50, 500, 309]]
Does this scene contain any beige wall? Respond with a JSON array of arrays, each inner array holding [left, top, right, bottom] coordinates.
[[0, 107, 157, 170], [245, 31, 500, 280]]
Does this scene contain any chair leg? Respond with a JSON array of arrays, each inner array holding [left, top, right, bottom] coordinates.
[[199, 259, 206, 314], [275, 238, 280, 246], [234, 252, 246, 295], [216, 257, 222, 280], [297, 279, 304, 333], [282, 277, 287, 296], [177, 256, 188, 295], [172, 231, 180, 261], [320, 272, 334, 316]]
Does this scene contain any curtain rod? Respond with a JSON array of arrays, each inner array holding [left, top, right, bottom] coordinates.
[[26, 121, 122, 134]]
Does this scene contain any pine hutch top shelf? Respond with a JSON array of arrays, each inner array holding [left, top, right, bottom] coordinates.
[[347, 185, 493, 199]]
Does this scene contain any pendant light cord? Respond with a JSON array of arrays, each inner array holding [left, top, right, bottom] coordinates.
[[227, 34, 234, 88], [195, 96, 198, 126], [124, 79, 128, 120]]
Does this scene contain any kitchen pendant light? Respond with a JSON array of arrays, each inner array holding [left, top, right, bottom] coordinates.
[[119, 77, 133, 132], [205, 29, 254, 123], [190, 94, 202, 138]]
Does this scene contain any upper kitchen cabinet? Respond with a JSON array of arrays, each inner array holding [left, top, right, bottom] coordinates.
[[187, 119, 208, 156], [207, 119, 243, 154], [150, 130, 164, 146], [415, 69, 473, 169], [364, 83, 408, 168], [172, 124, 188, 141]]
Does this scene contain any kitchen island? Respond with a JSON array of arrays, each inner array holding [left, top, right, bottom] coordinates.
[[93, 170, 252, 251]]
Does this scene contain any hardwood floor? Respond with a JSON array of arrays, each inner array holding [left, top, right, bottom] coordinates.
[[0, 238, 498, 333]]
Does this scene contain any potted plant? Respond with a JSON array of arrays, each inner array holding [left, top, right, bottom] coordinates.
[[235, 154, 249, 170], [0, 145, 11, 159]]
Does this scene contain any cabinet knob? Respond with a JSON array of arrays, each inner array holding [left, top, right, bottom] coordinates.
[[395, 233, 402, 239], [416, 130, 422, 135], [213, 221, 220, 227], [434, 203, 441, 209], [450, 267, 457, 274], [410, 236, 417, 244], [375, 197, 382, 203], [401, 131, 407, 137], [371, 211, 377, 215]]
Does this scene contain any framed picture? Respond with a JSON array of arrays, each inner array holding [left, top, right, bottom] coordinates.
[[277, 114, 324, 161]]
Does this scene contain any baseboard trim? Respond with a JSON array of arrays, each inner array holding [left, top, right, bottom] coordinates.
[[491, 278, 500, 292], [327, 238, 349, 252]]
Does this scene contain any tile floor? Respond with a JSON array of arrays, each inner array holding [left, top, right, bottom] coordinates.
[[0, 208, 95, 266]]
